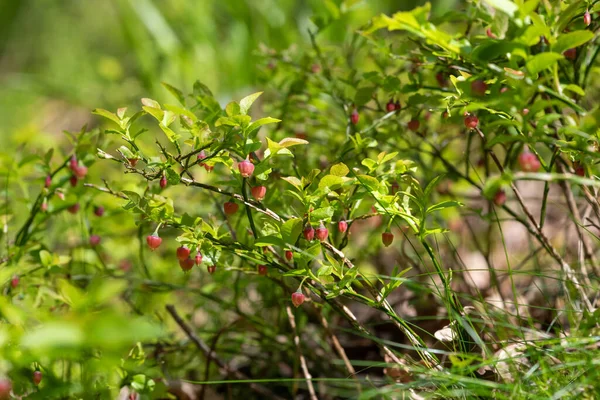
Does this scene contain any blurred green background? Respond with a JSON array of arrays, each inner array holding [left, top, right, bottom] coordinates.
[[0, 0, 457, 147]]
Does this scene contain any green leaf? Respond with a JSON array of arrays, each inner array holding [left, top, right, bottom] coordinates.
[[39, 250, 53, 267], [471, 41, 523, 62], [122, 190, 141, 205], [330, 163, 349, 177], [281, 176, 303, 190], [284, 269, 309, 276], [365, 5, 460, 54], [141, 98, 161, 109], [361, 158, 377, 172], [281, 218, 303, 245], [311, 206, 334, 220], [483, 0, 518, 17], [556, 1, 587, 32], [193, 80, 214, 97], [426, 200, 463, 214], [357, 175, 380, 192], [247, 117, 281, 135], [161, 82, 185, 106], [239, 92, 263, 115], [165, 168, 180, 185], [318, 175, 344, 190], [43, 148, 54, 165], [526, 52, 563, 75], [553, 30, 594, 55], [118, 145, 135, 159], [378, 152, 398, 165], [254, 235, 285, 247], [303, 242, 322, 260], [424, 175, 445, 199], [92, 108, 122, 127], [279, 137, 309, 148], [563, 84, 585, 96], [225, 101, 241, 117], [354, 86, 376, 106], [317, 264, 334, 276], [215, 117, 238, 127]]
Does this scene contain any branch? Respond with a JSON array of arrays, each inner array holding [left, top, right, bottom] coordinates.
[[165, 305, 286, 400], [181, 177, 283, 222], [286, 306, 318, 400], [316, 310, 360, 391], [84, 181, 128, 199], [242, 178, 259, 238]]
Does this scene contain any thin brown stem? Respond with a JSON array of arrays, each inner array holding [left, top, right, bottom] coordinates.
[[316, 310, 361, 392], [286, 306, 318, 400]]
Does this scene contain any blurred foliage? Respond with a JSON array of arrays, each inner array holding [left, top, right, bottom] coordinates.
[[0, 0, 457, 146]]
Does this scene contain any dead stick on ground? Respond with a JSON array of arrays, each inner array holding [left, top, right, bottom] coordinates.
[[165, 305, 286, 400], [317, 311, 361, 392], [286, 306, 318, 400]]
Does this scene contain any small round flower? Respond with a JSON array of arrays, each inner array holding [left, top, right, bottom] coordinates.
[[435, 72, 448, 87], [0, 378, 11, 399], [564, 48, 577, 60], [464, 114, 479, 129], [73, 164, 88, 179], [292, 291, 305, 307], [69, 155, 78, 170], [238, 159, 255, 178], [584, 11, 592, 26], [350, 109, 360, 125], [382, 231, 394, 247], [146, 234, 162, 251], [176, 246, 191, 261], [408, 119, 420, 132], [224, 201, 239, 215], [493, 189, 506, 206], [94, 206, 105, 217], [258, 265, 267, 275], [33, 371, 42, 386], [386, 100, 396, 112], [303, 225, 315, 241], [518, 150, 541, 172], [251, 186, 267, 201], [338, 220, 348, 233], [285, 250, 293, 261], [574, 162, 585, 177], [315, 223, 329, 242], [197, 150, 207, 166], [89, 235, 101, 247], [179, 257, 194, 271], [471, 79, 488, 96]]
